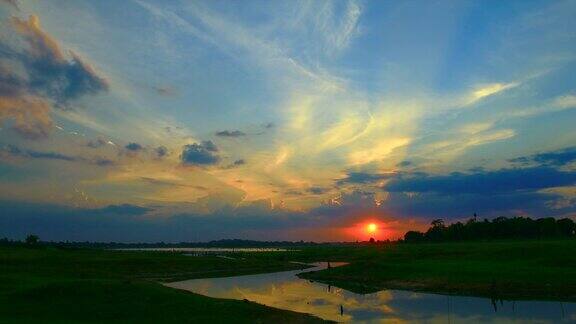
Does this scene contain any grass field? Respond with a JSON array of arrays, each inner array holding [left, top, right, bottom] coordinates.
[[2, 240, 576, 323], [293, 240, 576, 301], [0, 246, 325, 323]]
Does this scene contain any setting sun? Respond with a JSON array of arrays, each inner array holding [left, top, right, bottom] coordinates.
[[367, 223, 377, 233]]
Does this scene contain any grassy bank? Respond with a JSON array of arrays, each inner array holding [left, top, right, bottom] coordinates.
[[0, 246, 325, 323], [294, 240, 576, 301]]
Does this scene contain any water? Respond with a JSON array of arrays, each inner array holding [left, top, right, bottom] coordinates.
[[115, 247, 292, 253], [165, 263, 576, 323]]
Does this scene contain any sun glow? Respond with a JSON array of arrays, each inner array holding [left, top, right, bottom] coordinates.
[[367, 223, 377, 233]]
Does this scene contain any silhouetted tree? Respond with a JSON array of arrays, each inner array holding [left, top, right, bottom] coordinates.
[[557, 218, 576, 237], [404, 231, 425, 242], [25, 234, 39, 245], [426, 219, 446, 241], [404, 216, 576, 243]]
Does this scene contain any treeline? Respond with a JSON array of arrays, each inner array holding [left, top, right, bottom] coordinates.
[[404, 216, 576, 242]]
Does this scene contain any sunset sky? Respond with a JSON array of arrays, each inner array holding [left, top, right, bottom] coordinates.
[[1, 0, 575, 242]]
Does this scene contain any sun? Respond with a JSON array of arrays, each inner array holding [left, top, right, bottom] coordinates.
[[367, 223, 377, 233]]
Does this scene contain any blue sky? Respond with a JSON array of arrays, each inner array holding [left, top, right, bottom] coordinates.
[[1, 0, 575, 242]]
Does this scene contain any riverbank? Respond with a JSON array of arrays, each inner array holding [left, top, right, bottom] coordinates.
[[0, 246, 326, 323], [295, 240, 576, 301]]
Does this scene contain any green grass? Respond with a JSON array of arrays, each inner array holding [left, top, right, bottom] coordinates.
[[3, 240, 576, 323], [0, 246, 325, 323], [294, 240, 576, 301]]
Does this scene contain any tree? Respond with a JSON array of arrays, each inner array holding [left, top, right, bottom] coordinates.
[[431, 219, 445, 228], [557, 218, 576, 237], [404, 216, 576, 243], [404, 231, 424, 242], [25, 234, 39, 245], [426, 219, 446, 241]]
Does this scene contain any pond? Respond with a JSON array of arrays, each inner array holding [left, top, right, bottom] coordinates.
[[165, 262, 576, 323]]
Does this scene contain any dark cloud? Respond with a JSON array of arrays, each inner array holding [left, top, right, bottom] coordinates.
[[379, 190, 569, 220], [510, 147, 576, 167], [215, 130, 246, 137], [223, 158, 246, 169], [8, 16, 109, 104], [508, 156, 530, 165], [0, 200, 338, 242], [1, 186, 573, 242], [96, 204, 152, 216], [94, 158, 115, 167], [87, 137, 107, 149], [124, 142, 143, 151], [201, 140, 218, 152], [385, 167, 576, 194], [336, 171, 393, 185], [0, 201, 158, 242], [1, 144, 76, 161], [285, 190, 304, 196], [307, 187, 328, 195], [140, 177, 207, 191], [397, 160, 412, 167], [26, 150, 76, 161], [181, 141, 220, 165], [0, 144, 115, 167], [0, 15, 108, 139], [154, 86, 175, 96], [329, 167, 576, 220], [154, 146, 168, 158]]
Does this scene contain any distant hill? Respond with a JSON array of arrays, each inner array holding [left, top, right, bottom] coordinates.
[[0, 237, 348, 248]]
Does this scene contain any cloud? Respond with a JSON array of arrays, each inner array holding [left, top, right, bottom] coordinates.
[[0, 201, 158, 242], [0, 15, 108, 139], [307, 187, 328, 195], [87, 137, 107, 149], [96, 204, 152, 216], [510, 147, 576, 167], [1, 0, 18, 9], [336, 171, 393, 185], [1, 144, 76, 162], [201, 140, 218, 152], [0, 197, 384, 242], [94, 158, 115, 167], [215, 130, 246, 137], [9, 15, 109, 103], [553, 95, 576, 109], [0, 144, 115, 166], [154, 146, 168, 158], [396, 161, 412, 167], [181, 141, 220, 165], [223, 158, 246, 169], [124, 142, 143, 152], [385, 167, 576, 195], [469, 82, 518, 103], [140, 177, 209, 191], [154, 86, 176, 96], [0, 95, 53, 139], [26, 150, 76, 161]]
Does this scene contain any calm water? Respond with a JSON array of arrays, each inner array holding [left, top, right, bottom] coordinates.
[[116, 247, 292, 252], [166, 263, 576, 323]]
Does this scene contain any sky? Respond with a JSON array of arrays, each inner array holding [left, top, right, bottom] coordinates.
[[1, 0, 576, 242]]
